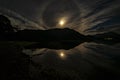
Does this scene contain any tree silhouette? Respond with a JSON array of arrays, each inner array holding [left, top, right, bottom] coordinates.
[[0, 15, 14, 33]]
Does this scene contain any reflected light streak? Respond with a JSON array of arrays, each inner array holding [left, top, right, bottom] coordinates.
[[59, 51, 66, 59], [60, 52, 65, 57]]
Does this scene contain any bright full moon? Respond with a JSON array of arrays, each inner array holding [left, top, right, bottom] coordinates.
[[59, 18, 66, 26], [59, 20, 65, 26]]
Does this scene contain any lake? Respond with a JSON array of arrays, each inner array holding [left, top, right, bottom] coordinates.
[[1, 41, 119, 80]]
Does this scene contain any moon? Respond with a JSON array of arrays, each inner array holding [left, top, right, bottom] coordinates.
[[58, 18, 67, 28], [59, 20, 65, 26]]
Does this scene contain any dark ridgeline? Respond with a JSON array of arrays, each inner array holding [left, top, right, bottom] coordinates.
[[10, 28, 86, 41], [0, 15, 120, 49], [0, 15, 15, 33]]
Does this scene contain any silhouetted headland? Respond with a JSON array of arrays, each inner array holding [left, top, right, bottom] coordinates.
[[7, 28, 86, 42]]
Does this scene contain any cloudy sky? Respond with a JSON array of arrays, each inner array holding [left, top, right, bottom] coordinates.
[[0, 0, 120, 35]]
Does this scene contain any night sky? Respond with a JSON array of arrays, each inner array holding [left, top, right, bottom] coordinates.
[[0, 0, 120, 35]]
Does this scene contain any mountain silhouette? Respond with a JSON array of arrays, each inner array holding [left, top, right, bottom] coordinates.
[[0, 15, 14, 33], [1, 28, 87, 42]]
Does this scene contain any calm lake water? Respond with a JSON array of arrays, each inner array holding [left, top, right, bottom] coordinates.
[[1, 42, 120, 80], [23, 42, 120, 80]]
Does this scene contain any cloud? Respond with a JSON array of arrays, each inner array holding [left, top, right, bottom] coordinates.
[[0, 7, 45, 30], [0, 0, 120, 35], [72, 0, 120, 35]]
